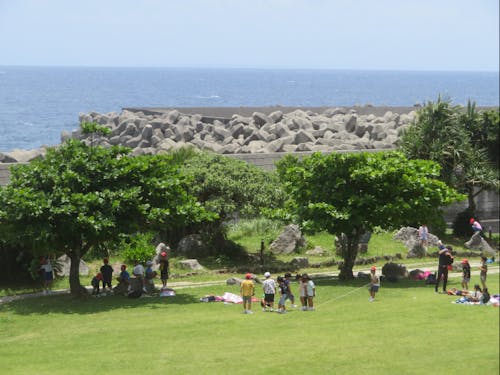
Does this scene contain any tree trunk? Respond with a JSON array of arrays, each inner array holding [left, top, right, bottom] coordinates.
[[466, 184, 476, 213], [69, 251, 88, 296], [337, 232, 360, 280]]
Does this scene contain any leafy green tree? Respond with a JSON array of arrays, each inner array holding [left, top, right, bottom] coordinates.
[[276, 151, 462, 279], [0, 140, 211, 295], [174, 150, 285, 250], [400, 97, 499, 214]]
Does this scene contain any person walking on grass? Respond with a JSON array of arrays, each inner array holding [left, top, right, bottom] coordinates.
[[461, 259, 471, 291], [262, 272, 276, 312], [435, 242, 453, 293], [369, 266, 379, 302], [240, 273, 255, 314], [479, 256, 488, 290]]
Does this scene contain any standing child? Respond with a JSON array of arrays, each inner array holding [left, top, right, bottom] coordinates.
[[262, 272, 276, 312], [369, 266, 380, 302], [461, 259, 471, 290], [277, 276, 288, 314], [240, 273, 255, 314], [479, 256, 488, 290], [91, 273, 103, 296], [100, 258, 113, 292], [304, 274, 316, 311], [298, 274, 308, 311], [40, 256, 54, 295], [158, 251, 169, 288], [284, 272, 297, 308]]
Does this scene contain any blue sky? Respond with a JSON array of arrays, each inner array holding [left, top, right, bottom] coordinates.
[[0, 0, 498, 71]]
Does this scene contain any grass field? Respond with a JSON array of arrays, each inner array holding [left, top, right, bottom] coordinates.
[[1, 274, 499, 374]]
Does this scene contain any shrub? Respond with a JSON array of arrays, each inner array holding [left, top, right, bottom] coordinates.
[[121, 233, 157, 263], [382, 262, 408, 282], [452, 209, 475, 237]]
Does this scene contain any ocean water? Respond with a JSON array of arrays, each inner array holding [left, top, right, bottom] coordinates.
[[0, 66, 498, 152]]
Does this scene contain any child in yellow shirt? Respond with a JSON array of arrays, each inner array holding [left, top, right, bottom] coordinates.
[[240, 273, 255, 314]]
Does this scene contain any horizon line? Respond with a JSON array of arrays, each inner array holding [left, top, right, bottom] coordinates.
[[0, 64, 498, 74]]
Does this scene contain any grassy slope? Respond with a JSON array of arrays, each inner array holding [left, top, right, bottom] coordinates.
[[1, 275, 499, 375]]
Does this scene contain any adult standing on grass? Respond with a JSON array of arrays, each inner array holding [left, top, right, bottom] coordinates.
[[262, 272, 276, 312], [240, 273, 255, 314], [479, 256, 488, 290], [100, 258, 113, 292], [418, 224, 429, 248], [435, 242, 454, 293], [368, 266, 379, 302]]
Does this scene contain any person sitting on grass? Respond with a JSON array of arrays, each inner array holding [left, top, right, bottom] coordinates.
[[469, 284, 483, 303], [114, 265, 130, 295], [133, 260, 147, 293], [144, 260, 157, 294], [240, 273, 255, 314]]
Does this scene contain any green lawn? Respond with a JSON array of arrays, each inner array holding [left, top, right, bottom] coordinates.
[[1, 274, 498, 374]]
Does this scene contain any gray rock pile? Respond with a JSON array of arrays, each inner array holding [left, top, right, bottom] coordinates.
[[64, 108, 415, 157]]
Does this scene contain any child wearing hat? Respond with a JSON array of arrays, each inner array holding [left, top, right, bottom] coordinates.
[[240, 273, 255, 314], [461, 259, 471, 290], [158, 251, 169, 288], [369, 266, 380, 302], [261, 272, 276, 312]]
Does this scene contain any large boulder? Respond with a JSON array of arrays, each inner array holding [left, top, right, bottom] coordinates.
[[393, 227, 440, 257], [289, 257, 309, 269], [269, 224, 305, 254], [176, 234, 210, 258], [55, 255, 89, 276], [178, 259, 204, 270], [464, 232, 496, 256]]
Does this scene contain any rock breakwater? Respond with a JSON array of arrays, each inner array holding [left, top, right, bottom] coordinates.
[[0, 107, 418, 163]]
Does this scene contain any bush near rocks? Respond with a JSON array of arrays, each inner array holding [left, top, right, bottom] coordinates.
[[382, 262, 408, 282]]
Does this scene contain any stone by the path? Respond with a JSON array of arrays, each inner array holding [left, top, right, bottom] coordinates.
[[178, 259, 204, 270], [269, 224, 305, 254]]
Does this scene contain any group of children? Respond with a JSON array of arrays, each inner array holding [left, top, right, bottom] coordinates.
[[447, 256, 491, 304], [90, 252, 170, 296], [240, 271, 316, 314]]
